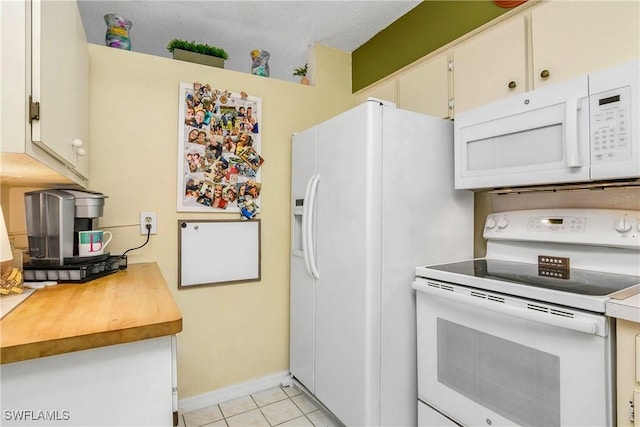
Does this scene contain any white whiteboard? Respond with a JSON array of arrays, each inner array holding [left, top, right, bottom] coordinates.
[[178, 220, 261, 288]]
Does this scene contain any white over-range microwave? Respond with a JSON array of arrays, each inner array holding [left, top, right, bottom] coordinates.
[[454, 60, 639, 190]]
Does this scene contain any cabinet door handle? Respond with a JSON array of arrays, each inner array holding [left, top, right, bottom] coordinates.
[[540, 69, 550, 79], [71, 139, 87, 156], [508, 81, 517, 89]]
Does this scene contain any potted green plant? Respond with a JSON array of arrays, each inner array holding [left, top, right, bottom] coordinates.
[[167, 39, 229, 68], [293, 63, 309, 85]]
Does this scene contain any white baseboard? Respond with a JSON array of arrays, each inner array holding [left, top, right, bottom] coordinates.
[[178, 370, 291, 414]]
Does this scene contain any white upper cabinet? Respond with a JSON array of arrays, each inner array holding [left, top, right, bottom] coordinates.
[[356, 79, 398, 106], [349, 1, 639, 118], [531, 0, 640, 89], [451, 1, 640, 114], [451, 15, 527, 114], [34, 0, 90, 178], [1, 0, 89, 187], [398, 52, 452, 119], [356, 52, 452, 119]]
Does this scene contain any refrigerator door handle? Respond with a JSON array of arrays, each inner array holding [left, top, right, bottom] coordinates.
[[307, 174, 320, 279], [301, 175, 314, 278]]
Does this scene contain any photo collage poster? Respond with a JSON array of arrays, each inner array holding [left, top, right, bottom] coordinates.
[[177, 82, 264, 219]]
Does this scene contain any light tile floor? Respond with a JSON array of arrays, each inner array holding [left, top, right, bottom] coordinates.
[[180, 385, 343, 427]]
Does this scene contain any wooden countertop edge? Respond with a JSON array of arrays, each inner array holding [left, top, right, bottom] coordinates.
[[1, 263, 183, 365], [1, 317, 182, 364]]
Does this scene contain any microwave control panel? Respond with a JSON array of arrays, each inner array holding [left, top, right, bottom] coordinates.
[[590, 86, 631, 164]]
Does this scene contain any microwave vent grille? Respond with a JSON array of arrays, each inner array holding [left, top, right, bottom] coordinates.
[[489, 178, 640, 195]]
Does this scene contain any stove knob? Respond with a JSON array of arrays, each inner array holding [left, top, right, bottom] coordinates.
[[497, 217, 509, 229], [485, 217, 497, 229], [615, 217, 632, 233]]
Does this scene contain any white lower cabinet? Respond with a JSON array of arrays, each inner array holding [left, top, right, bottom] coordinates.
[[0, 336, 175, 426], [617, 319, 640, 427]]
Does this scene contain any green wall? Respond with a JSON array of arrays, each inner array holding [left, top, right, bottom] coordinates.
[[352, 1, 510, 91]]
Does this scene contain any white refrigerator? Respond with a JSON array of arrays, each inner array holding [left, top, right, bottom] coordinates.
[[290, 100, 474, 426]]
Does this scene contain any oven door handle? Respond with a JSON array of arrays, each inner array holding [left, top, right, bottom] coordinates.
[[413, 281, 604, 337]]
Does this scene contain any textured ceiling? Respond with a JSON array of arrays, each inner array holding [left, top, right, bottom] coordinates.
[[78, 0, 421, 82]]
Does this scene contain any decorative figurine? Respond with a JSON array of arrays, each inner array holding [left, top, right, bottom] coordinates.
[[250, 49, 270, 77], [104, 14, 132, 50]]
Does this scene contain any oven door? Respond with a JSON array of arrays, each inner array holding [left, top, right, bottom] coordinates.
[[413, 278, 614, 427], [454, 75, 590, 190]]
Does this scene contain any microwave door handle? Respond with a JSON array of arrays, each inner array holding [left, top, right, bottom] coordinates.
[[565, 98, 583, 168]]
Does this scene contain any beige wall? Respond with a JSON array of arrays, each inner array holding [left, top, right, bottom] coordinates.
[[84, 44, 354, 398], [491, 188, 640, 213]]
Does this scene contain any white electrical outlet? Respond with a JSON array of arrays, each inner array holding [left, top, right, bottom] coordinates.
[[140, 212, 157, 235]]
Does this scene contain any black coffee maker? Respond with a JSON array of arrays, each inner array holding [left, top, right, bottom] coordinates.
[[24, 189, 108, 266]]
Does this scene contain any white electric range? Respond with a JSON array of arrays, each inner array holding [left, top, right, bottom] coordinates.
[[414, 209, 640, 427]]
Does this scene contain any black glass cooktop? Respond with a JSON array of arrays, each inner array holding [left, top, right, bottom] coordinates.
[[425, 259, 640, 297]]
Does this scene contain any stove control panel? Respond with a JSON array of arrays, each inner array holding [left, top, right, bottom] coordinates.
[[483, 209, 640, 249], [527, 216, 586, 233]]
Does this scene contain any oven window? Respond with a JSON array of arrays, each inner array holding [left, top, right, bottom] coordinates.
[[437, 319, 560, 427]]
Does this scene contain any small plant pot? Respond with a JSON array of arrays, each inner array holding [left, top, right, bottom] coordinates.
[[300, 76, 310, 85], [172, 49, 225, 68]]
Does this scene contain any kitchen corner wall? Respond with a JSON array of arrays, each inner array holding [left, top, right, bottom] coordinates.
[[87, 44, 355, 399]]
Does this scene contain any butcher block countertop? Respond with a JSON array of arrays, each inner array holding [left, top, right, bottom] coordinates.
[[0, 262, 182, 364]]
